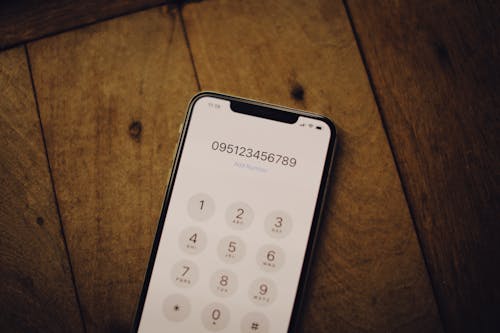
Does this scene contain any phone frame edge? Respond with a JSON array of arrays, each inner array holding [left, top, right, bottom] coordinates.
[[131, 91, 338, 332]]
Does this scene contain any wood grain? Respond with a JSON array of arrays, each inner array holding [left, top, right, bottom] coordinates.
[[0, 0, 165, 50], [346, 1, 500, 331], [28, 6, 198, 332], [182, 1, 443, 332], [0, 47, 84, 332]]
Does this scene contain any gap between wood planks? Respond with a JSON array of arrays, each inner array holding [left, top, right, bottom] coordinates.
[[0, 2, 168, 51], [178, 2, 201, 91], [24, 45, 88, 333], [340, 0, 444, 326]]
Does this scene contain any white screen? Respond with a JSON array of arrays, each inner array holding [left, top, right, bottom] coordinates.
[[138, 95, 331, 333]]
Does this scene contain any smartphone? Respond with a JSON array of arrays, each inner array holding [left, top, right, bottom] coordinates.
[[133, 92, 337, 333]]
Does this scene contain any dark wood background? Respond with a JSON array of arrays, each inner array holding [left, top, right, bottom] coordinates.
[[0, 1, 498, 332]]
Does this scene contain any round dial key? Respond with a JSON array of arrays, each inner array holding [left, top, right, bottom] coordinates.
[[171, 259, 198, 288], [187, 193, 215, 221], [179, 226, 207, 255], [241, 312, 270, 333], [265, 210, 292, 238], [249, 278, 277, 306], [256, 244, 285, 272], [210, 269, 238, 297], [226, 201, 254, 230], [162, 294, 190, 322], [201, 302, 230, 331], [217, 235, 246, 264]]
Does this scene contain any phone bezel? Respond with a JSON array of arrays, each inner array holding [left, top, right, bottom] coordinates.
[[132, 91, 337, 332]]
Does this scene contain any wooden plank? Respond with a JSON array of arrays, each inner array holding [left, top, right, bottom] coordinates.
[[0, 47, 84, 332], [182, 1, 443, 332], [0, 0, 165, 50], [28, 6, 198, 332], [345, 1, 500, 331]]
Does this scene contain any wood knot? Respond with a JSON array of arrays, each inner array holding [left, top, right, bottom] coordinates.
[[291, 84, 305, 101], [36, 217, 44, 225], [129, 121, 142, 142], [432, 40, 452, 68]]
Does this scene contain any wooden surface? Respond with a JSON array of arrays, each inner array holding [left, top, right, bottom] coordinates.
[[346, 1, 500, 331], [182, 0, 441, 331], [0, 0, 164, 50], [0, 0, 498, 332], [0, 47, 84, 332], [27, 6, 198, 332]]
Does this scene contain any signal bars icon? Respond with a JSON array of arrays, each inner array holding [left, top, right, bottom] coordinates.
[[299, 123, 322, 130]]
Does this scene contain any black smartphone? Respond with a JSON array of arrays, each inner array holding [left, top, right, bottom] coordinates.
[[133, 92, 337, 332]]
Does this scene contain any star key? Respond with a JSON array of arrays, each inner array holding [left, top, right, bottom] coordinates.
[[162, 294, 190, 322]]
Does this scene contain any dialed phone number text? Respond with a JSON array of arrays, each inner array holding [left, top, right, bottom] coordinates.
[[211, 141, 297, 167]]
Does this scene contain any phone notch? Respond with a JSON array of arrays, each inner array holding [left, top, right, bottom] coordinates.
[[230, 100, 299, 124]]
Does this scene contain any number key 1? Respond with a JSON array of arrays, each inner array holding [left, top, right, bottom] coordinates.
[[187, 193, 215, 221]]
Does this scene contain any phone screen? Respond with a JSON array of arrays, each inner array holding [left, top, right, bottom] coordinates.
[[136, 94, 334, 332]]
